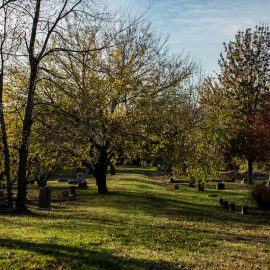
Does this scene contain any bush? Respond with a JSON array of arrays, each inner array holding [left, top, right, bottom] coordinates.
[[252, 184, 270, 210]]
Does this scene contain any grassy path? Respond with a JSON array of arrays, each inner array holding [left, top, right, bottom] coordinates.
[[0, 172, 269, 269]]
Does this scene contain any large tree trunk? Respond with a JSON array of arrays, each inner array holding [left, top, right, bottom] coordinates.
[[16, 64, 38, 211], [15, 0, 41, 212], [16, 146, 28, 211], [93, 148, 109, 194]]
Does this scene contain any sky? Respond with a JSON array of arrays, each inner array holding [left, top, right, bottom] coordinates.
[[107, 0, 270, 75]]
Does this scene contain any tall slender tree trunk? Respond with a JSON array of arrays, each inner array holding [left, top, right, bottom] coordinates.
[[0, 74, 12, 207], [16, 66, 38, 211], [15, 0, 41, 212]]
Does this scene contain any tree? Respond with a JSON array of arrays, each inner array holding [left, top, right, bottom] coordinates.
[[0, 0, 22, 207], [6, 0, 108, 211], [216, 25, 270, 179], [40, 22, 195, 193]]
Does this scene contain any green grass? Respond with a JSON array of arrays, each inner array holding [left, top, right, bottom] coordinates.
[[0, 171, 270, 270]]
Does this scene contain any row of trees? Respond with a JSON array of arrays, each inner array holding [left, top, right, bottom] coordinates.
[[145, 25, 270, 184], [200, 26, 270, 181], [0, 0, 269, 212], [0, 0, 197, 211]]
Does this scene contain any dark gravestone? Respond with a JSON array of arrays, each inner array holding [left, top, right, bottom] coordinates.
[[70, 186, 76, 196], [216, 183, 225, 190], [174, 184, 179, 190], [0, 190, 4, 199], [62, 188, 69, 201], [219, 198, 224, 206], [231, 177, 235, 182], [188, 180, 195, 188], [198, 183, 204, 191], [241, 205, 248, 215], [0, 190, 7, 208], [78, 182, 88, 189], [229, 202, 236, 211], [223, 201, 229, 209], [39, 187, 51, 209]]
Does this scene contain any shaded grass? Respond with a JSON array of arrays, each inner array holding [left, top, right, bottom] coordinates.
[[0, 171, 270, 269]]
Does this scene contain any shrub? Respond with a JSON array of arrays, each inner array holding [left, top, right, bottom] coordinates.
[[252, 184, 270, 210]]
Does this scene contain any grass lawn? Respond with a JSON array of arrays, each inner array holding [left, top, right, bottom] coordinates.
[[0, 169, 269, 270]]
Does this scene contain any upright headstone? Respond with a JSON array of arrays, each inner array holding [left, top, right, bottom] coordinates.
[[216, 183, 225, 190], [78, 182, 88, 189], [223, 201, 229, 209], [189, 177, 195, 188], [70, 186, 76, 196], [241, 205, 248, 215], [0, 190, 4, 200], [62, 188, 69, 201], [76, 173, 85, 183], [198, 182, 204, 191], [229, 202, 236, 211], [219, 198, 224, 206], [39, 187, 51, 209]]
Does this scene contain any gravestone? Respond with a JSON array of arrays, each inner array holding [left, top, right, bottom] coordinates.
[[223, 201, 229, 209], [68, 172, 86, 185], [39, 187, 51, 209], [219, 198, 224, 206], [0, 190, 4, 199], [70, 186, 76, 196], [76, 173, 85, 183], [174, 184, 179, 190], [0, 190, 6, 208], [241, 205, 248, 215], [229, 202, 236, 211], [188, 177, 195, 188], [216, 183, 225, 190], [198, 183, 204, 191], [62, 188, 69, 201], [78, 182, 88, 189]]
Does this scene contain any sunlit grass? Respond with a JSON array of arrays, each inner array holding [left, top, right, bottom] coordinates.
[[0, 171, 269, 269]]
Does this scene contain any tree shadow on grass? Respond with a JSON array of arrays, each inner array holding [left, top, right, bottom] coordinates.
[[99, 190, 270, 227], [21, 189, 269, 228], [0, 238, 182, 270]]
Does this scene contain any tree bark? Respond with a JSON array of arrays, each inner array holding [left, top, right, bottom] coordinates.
[[0, 86, 12, 208], [16, 63, 38, 211], [93, 148, 109, 194], [15, 0, 41, 212]]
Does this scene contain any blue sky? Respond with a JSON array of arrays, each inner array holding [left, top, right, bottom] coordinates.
[[108, 0, 270, 75]]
